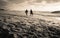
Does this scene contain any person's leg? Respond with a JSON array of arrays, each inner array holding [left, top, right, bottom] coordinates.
[[32, 13, 33, 16], [25, 12, 27, 15], [26, 13, 27, 15]]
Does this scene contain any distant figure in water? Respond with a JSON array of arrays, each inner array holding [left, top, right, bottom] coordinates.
[[25, 9, 28, 16], [30, 9, 33, 16]]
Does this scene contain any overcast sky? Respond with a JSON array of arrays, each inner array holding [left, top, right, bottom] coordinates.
[[0, 0, 60, 11]]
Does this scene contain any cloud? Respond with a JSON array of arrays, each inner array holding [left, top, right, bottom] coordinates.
[[35, 0, 60, 3], [7, 0, 26, 4], [0, 0, 60, 11], [0, 0, 26, 9], [0, 0, 8, 9]]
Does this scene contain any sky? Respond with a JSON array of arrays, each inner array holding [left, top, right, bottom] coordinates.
[[0, 0, 60, 11]]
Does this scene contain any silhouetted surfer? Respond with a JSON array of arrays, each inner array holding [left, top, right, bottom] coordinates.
[[30, 9, 33, 16], [25, 9, 28, 16]]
